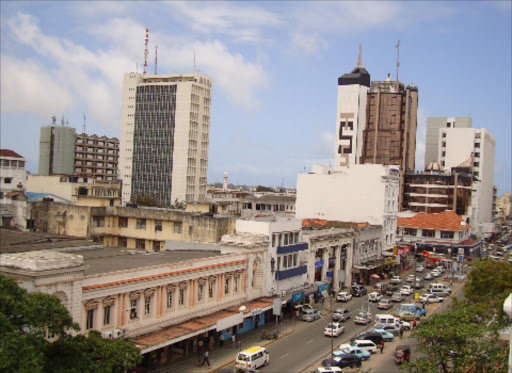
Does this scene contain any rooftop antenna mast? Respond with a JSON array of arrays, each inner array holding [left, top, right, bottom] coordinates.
[[193, 51, 196, 72], [143, 28, 149, 75], [154, 45, 158, 75], [82, 113, 86, 134], [395, 40, 400, 91]]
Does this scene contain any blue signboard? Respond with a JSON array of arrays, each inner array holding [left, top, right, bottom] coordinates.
[[326, 272, 333, 278], [315, 260, 324, 268], [292, 291, 304, 302], [318, 283, 329, 292]]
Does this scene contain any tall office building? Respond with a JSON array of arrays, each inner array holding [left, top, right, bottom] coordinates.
[[334, 46, 370, 170], [38, 124, 75, 176], [424, 117, 472, 166], [118, 72, 212, 207]]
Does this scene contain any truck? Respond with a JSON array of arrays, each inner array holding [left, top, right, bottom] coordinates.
[[395, 303, 426, 321]]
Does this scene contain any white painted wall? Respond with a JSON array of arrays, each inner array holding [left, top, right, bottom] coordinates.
[[26, 175, 74, 200]]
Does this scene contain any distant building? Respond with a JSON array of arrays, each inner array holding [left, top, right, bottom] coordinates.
[[241, 193, 296, 218], [0, 149, 28, 228], [296, 164, 400, 252], [424, 116, 472, 167], [38, 121, 119, 181], [119, 72, 212, 207], [497, 192, 512, 222]]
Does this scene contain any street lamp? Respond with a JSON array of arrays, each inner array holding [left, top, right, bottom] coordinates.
[[238, 306, 246, 352]]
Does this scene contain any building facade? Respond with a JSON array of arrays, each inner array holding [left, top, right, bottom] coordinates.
[[0, 149, 28, 228], [424, 116, 472, 166], [38, 125, 76, 176], [119, 72, 212, 207], [296, 164, 399, 252]]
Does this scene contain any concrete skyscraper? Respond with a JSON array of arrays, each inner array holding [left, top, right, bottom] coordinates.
[[424, 116, 472, 166], [118, 72, 212, 207]]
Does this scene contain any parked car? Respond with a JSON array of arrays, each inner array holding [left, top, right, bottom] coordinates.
[[431, 270, 441, 277], [336, 291, 352, 302], [368, 291, 383, 302], [390, 276, 402, 285], [324, 323, 345, 337], [374, 323, 401, 336], [371, 282, 387, 293], [350, 285, 367, 297], [301, 308, 321, 322], [308, 368, 342, 373], [370, 328, 394, 342], [354, 332, 384, 346], [340, 340, 377, 354], [391, 292, 405, 302], [321, 354, 362, 369], [377, 298, 393, 310], [436, 266, 446, 274], [424, 273, 434, 281], [418, 293, 444, 304], [335, 346, 371, 361], [332, 308, 351, 322], [416, 265, 425, 272], [406, 274, 415, 283], [385, 285, 400, 296], [354, 311, 372, 325], [400, 285, 413, 296]]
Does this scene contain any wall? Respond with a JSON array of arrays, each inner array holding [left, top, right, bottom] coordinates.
[[27, 175, 74, 200]]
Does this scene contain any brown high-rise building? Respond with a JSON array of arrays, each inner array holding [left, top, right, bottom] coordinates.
[[359, 78, 418, 209]]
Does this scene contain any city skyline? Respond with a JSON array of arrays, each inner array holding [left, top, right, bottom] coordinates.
[[1, 1, 510, 194]]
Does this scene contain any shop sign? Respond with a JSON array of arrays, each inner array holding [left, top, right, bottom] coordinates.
[[318, 283, 329, 292], [315, 260, 324, 268], [292, 291, 304, 302]]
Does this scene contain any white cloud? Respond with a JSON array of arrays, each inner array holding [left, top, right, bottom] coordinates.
[[0, 55, 72, 118]]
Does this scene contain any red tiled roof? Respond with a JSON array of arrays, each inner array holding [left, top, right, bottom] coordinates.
[[302, 219, 369, 229], [397, 211, 470, 231], [0, 149, 24, 158]]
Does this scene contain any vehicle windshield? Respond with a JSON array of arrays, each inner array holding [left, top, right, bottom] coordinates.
[[237, 354, 247, 361]]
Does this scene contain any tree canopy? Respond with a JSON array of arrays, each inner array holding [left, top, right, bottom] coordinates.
[[0, 275, 142, 373]]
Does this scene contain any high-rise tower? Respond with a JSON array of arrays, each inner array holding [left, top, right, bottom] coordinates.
[[118, 72, 212, 207]]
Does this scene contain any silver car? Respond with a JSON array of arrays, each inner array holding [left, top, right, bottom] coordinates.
[[302, 308, 321, 322]]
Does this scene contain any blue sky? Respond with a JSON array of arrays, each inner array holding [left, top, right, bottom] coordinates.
[[1, 1, 511, 194]]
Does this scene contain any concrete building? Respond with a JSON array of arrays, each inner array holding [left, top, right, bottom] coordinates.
[[497, 192, 512, 222], [334, 46, 370, 169], [403, 161, 473, 215], [425, 116, 472, 166], [241, 193, 296, 218], [296, 164, 400, 252], [38, 124, 76, 176], [119, 72, 212, 207], [0, 149, 28, 228], [27, 175, 122, 207], [30, 201, 236, 246], [0, 229, 273, 369], [438, 127, 496, 236], [38, 121, 119, 181]]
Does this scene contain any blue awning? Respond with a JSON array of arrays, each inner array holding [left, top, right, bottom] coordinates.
[[275, 265, 307, 280], [277, 242, 308, 254]]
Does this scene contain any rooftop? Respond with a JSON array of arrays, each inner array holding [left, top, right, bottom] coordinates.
[[0, 149, 24, 158], [397, 211, 470, 231]]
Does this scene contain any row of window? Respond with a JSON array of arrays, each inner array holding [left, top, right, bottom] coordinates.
[[403, 228, 461, 239], [272, 231, 300, 247]]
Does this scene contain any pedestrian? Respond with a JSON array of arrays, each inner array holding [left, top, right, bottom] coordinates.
[[399, 326, 404, 339], [231, 334, 236, 348], [198, 338, 204, 353], [412, 319, 417, 329], [201, 351, 210, 367], [380, 340, 384, 354], [219, 334, 224, 348], [295, 308, 300, 320], [321, 294, 325, 305]]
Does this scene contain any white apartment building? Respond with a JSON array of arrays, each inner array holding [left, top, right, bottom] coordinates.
[[333, 47, 370, 170], [119, 72, 212, 207], [296, 164, 400, 252], [424, 117, 472, 167], [438, 128, 496, 235]]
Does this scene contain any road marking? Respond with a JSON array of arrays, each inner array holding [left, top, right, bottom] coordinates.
[[281, 354, 288, 359], [306, 339, 314, 344]]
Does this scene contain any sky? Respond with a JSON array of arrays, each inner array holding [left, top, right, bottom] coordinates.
[[1, 1, 511, 194]]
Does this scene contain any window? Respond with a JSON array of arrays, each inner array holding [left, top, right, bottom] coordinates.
[[167, 290, 174, 309], [119, 237, 127, 247], [225, 278, 230, 294], [441, 231, 454, 239], [155, 220, 162, 231], [189, 226, 193, 235], [272, 234, 276, 247], [174, 222, 182, 234], [404, 228, 417, 236], [130, 299, 138, 319], [86, 309, 94, 329], [103, 305, 112, 325], [293, 253, 298, 267], [283, 255, 287, 269], [93, 217, 104, 228], [179, 288, 186, 306], [234, 275, 240, 293], [136, 219, 146, 229], [153, 241, 161, 251], [422, 230, 435, 238], [145, 296, 152, 315], [4, 178, 12, 184], [136, 239, 145, 249], [118, 217, 128, 228], [198, 284, 204, 301], [284, 234, 288, 246], [208, 281, 215, 298]]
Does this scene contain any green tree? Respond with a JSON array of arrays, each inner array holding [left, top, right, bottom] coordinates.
[[255, 185, 274, 192], [0, 275, 142, 373], [464, 259, 512, 324], [404, 304, 508, 373]]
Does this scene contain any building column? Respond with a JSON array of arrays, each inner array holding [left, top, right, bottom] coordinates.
[[240, 269, 245, 294], [345, 244, 354, 286], [333, 246, 341, 291], [322, 249, 329, 282], [217, 274, 224, 302], [189, 279, 196, 308], [309, 248, 316, 285]]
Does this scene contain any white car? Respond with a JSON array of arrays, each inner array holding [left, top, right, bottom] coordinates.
[[324, 322, 345, 337], [416, 265, 425, 272], [310, 367, 343, 373], [390, 276, 402, 284], [400, 285, 413, 296], [406, 274, 415, 283], [418, 293, 444, 304], [336, 291, 353, 302], [431, 270, 441, 277], [340, 340, 377, 355], [368, 291, 383, 302], [354, 311, 372, 325], [436, 266, 446, 274]]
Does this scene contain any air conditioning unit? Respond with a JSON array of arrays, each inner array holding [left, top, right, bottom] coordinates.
[[120, 327, 128, 336], [101, 331, 113, 339], [113, 329, 123, 338], [280, 291, 287, 297]]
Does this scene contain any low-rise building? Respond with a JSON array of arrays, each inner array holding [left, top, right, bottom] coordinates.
[[0, 149, 28, 228]]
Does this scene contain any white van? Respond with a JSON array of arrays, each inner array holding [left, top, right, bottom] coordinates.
[[236, 346, 269, 372], [428, 283, 451, 293], [374, 314, 401, 327]]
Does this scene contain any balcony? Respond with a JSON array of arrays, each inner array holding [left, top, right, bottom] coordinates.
[[275, 265, 307, 281], [276, 242, 308, 254]]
